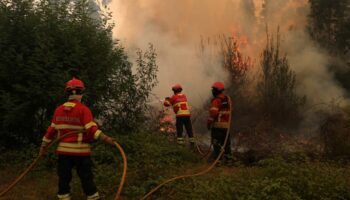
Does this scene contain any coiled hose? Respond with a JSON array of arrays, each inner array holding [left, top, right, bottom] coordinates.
[[140, 96, 233, 200]]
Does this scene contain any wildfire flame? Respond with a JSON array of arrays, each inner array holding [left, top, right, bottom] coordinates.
[[159, 109, 176, 135], [221, 32, 253, 82]]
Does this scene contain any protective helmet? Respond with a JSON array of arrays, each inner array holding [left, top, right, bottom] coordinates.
[[212, 82, 225, 91], [172, 84, 182, 90], [65, 77, 85, 91]]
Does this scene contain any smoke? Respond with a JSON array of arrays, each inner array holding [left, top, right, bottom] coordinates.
[[108, 0, 348, 109]]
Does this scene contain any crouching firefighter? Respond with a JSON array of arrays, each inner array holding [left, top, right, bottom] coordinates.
[[207, 82, 233, 164], [39, 77, 116, 200], [164, 84, 195, 148]]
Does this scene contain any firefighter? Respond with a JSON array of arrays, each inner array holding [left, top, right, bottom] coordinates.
[[207, 81, 232, 164], [164, 84, 195, 147], [39, 77, 116, 200]]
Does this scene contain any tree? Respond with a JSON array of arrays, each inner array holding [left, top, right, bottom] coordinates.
[[257, 30, 306, 126], [99, 44, 158, 131], [308, 0, 350, 94], [0, 0, 158, 147], [219, 36, 251, 95], [308, 0, 350, 56]]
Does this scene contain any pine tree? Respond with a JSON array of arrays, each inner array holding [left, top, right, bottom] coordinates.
[[257, 30, 306, 126]]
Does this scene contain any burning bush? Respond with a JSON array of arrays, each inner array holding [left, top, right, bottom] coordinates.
[[232, 120, 323, 165], [158, 109, 176, 136], [144, 102, 177, 142]]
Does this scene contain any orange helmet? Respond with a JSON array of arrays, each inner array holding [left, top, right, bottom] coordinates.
[[65, 77, 85, 91], [172, 84, 182, 90], [212, 82, 225, 91]]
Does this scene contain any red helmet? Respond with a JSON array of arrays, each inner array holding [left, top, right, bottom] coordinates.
[[212, 82, 225, 91], [172, 84, 182, 90], [65, 77, 85, 91]]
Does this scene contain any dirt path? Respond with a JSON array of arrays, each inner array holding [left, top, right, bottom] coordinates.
[[0, 168, 57, 200]]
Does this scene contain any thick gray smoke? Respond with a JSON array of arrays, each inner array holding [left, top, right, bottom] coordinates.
[[108, 0, 348, 109]]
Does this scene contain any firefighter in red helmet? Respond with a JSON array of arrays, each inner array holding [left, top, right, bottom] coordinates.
[[39, 77, 115, 200], [164, 84, 195, 147], [207, 82, 233, 164]]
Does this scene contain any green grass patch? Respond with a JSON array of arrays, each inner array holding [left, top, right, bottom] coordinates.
[[1, 132, 350, 200]]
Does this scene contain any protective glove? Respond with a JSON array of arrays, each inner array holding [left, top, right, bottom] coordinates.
[[39, 144, 48, 159], [164, 97, 171, 107], [100, 134, 116, 146], [104, 136, 116, 146]]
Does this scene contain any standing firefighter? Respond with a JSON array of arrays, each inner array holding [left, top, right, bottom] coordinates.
[[164, 84, 195, 147], [39, 77, 116, 200], [207, 82, 232, 163]]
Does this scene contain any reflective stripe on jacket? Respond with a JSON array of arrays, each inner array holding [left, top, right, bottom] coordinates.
[[164, 93, 191, 116], [43, 100, 103, 156], [208, 93, 231, 129]]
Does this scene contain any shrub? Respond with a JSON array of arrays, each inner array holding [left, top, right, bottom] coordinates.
[[320, 106, 350, 159]]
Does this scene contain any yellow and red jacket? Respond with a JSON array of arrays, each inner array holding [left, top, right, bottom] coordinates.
[[42, 100, 103, 156], [164, 93, 191, 117], [208, 93, 232, 129]]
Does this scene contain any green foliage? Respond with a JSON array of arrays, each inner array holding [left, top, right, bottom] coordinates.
[[0, 143, 37, 168], [92, 131, 199, 199], [162, 158, 350, 200], [0, 0, 158, 146], [99, 44, 158, 131], [257, 30, 306, 127]]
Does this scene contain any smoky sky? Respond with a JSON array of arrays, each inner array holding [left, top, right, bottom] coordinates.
[[108, 0, 348, 108]]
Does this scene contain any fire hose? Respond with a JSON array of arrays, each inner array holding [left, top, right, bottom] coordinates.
[[140, 96, 232, 200], [0, 130, 127, 200], [195, 141, 212, 158]]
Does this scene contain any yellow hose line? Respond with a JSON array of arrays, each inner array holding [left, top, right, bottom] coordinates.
[[140, 96, 233, 200], [114, 141, 127, 200], [195, 139, 212, 158]]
